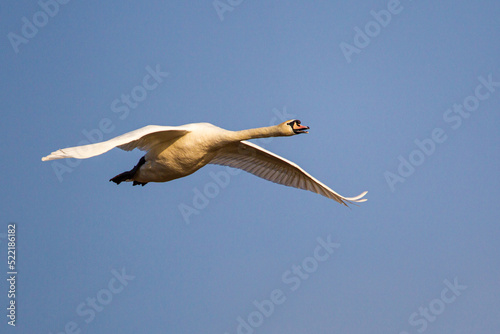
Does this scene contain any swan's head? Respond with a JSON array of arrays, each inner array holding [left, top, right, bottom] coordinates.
[[285, 119, 309, 135]]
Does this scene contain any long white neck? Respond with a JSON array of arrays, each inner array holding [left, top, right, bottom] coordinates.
[[229, 125, 286, 142]]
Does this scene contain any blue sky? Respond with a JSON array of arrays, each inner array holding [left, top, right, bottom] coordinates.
[[1, 1, 499, 333]]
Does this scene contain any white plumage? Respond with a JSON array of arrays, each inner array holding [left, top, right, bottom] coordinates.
[[42, 120, 367, 206], [42, 125, 190, 160]]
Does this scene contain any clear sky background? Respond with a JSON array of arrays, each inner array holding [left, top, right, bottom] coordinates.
[[1, 1, 499, 333]]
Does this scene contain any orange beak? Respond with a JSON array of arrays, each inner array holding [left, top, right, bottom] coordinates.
[[294, 123, 310, 134]]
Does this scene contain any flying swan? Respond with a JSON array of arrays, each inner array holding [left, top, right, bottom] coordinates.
[[42, 120, 367, 206]]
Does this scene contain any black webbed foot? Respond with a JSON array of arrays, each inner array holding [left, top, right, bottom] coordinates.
[[132, 181, 148, 186], [110, 156, 147, 186], [110, 171, 135, 184]]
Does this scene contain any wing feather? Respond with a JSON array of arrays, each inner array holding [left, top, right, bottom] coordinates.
[[210, 141, 367, 206], [42, 125, 190, 161]]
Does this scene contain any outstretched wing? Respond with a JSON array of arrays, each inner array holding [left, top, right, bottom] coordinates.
[[42, 125, 190, 161], [210, 141, 367, 206]]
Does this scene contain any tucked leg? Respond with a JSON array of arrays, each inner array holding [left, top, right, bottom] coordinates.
[[110, 156, 147, 185]]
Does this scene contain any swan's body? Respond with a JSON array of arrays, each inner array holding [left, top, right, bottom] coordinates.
[[42, 120, 367, 206]]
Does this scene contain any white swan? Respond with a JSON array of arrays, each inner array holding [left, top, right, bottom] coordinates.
[[42, 120, 367, 206]]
